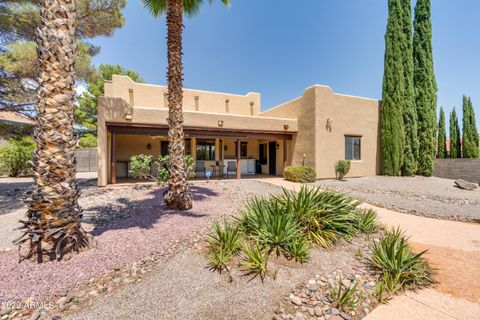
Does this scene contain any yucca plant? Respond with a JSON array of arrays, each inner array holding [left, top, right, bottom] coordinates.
[[275, 187, 360, 248], [368, 228, 433, 290], [355, 208, 380, 234], [240, 242, 272, 281], [237, 198, 309, 260], [207, 220, 241, 272], [374, 273, 403, 303], [329, 279, 358, 311], [286, 236, 310, 263]]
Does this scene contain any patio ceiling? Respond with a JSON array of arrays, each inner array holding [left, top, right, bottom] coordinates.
[[106, 122, 294, 141]]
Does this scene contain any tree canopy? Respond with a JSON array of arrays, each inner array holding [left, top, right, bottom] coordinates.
[[437, 106, 446, 158], [449, 107, 461, 158], [0, 0, 126, 114], [462, 96, 479, 158], [381, 0, 405, 176], [413, 0, 437, 176], [75, 64, 144, 131]]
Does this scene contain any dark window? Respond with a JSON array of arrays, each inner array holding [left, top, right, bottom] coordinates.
[[235, 142, 248, 158], [345, 136, 361, 160], [161, 141, 169, 157], [196, 140, 215, 160], [185, 139, 191, 155], [259, 143, 267, 165]]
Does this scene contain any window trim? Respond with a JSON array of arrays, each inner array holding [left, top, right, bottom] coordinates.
[[345, 135, 362, 161]]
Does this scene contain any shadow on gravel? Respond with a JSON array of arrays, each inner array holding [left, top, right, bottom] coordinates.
[[0, 178, 97, 215], [90, 185, 218, 237]]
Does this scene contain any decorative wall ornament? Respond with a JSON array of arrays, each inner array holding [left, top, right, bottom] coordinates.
[[326, 118, 334, 132]]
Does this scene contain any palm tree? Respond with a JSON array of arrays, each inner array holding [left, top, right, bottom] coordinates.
[[16, 0, 94, 262], [141, 0, 230, 210]]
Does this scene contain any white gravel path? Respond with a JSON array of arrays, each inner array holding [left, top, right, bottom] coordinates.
[[312, 176, 480, 222]]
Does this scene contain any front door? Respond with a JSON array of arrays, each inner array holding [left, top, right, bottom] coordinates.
[[268, 141, 276, 175]]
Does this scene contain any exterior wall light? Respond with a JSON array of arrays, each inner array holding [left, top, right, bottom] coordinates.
[[276, 143, 280, 150], [218, 120, 224, 127], [147, 143, 152, 150], [284, 124, 289, 131]]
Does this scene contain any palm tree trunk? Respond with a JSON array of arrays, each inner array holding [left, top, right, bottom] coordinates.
[[16, 0, 94, 262], [164, 0, 193, 210]]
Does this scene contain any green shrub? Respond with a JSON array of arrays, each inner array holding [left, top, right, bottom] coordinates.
[[329, 279, 358, 311], [368, 228, 433, 299], [0, 137, 35, 177], [156, 154, 195, 184], [274, 187, 360, 248], [355, 208, 380, 234], [207, 220, 242, 273], [335, 160, 351, 180], [128, 154, 153, 179], [78, 133, 97, 148], [283, 166, 316, 183]]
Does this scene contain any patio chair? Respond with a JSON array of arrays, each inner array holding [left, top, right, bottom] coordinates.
[[195, 161, 206, 178], [226, 161, 237, 179]]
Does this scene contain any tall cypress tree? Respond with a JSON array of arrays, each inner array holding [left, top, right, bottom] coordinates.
[[381, 0, 405, 176], [437, 107, 446, 158], [449, 107, 461, 158], [462, 96, 479, 158], [400, 0, 418, 175], [413, 0, 437, 176]]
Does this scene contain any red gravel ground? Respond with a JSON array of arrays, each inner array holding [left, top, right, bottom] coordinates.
[[0, 182, 260, 303]]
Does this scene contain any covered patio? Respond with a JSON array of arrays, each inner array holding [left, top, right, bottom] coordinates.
[[105, 122, 294, 184]]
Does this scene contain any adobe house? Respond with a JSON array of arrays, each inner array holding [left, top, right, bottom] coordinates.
[[97, 75, 381, 186]]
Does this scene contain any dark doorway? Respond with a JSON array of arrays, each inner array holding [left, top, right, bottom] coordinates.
[[268, 141, 276, 175], [161, 141, 169, 157]]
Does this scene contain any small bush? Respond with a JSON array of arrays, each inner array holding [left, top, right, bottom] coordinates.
[[129, 154, 153, 179], [0, 137, 35, 177], [335, 160, 351, 180], [156, 154, 196, 184], [368, 228, 433, 299], [78, 133, 97, 148], [283, 166, 316, 183], [355, 208, 380, 234], [329, 279, 358, 311]]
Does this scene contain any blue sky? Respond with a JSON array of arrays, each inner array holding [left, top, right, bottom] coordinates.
[[89, 0, 480, 130]]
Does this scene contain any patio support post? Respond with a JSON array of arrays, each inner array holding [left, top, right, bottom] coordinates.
[[111, 132, 116, 184], [283, 139, 287, 170], [236, 139, 241, 179]]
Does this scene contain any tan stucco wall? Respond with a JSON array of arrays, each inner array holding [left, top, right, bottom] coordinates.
[[98, 76, 380, 185], [105, 75, 261, 116], [261, 85, 381, 179]]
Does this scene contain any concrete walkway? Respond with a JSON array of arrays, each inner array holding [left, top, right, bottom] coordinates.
[[258, 177, 480, 320]]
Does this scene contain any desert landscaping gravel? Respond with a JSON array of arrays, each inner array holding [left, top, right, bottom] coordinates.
[[0, 180, 281, 304], [313, 176, 480, 222]]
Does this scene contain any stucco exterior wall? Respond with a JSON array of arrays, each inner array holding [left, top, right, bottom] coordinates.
[[98, 76, 381, 185], [105, 75, 261, 116], [259, 85, 381, 179], [313, 86, 381, 179]]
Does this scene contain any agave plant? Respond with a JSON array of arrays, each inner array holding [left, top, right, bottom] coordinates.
[[368, 228, 433, 290], [207, 220, 241, 273], [275, 186, 360, 248]]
